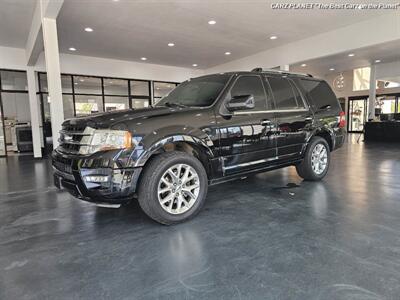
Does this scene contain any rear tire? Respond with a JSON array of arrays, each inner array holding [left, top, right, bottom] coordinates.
[[296, 136, 330, 181], [138, 151, 208, 225]]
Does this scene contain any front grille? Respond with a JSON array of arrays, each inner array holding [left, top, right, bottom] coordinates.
[[53, 157, 72, 174], [58, 123, 93, 154]]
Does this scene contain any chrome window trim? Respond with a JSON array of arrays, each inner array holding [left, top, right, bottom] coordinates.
[[234, 108, 309, 115]]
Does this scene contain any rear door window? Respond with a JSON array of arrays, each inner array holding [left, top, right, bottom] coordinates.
[[299, 79, 339, 112], [267, 76, 305, 110], [229, 75, 267, 111]]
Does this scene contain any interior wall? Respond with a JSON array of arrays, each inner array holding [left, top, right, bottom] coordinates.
[[35, 53, 201, 82], [322, 62, 400, 118], [0, 46, 27, 70]]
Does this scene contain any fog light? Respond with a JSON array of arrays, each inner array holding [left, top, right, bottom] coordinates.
[[85, 175, 109, 183]]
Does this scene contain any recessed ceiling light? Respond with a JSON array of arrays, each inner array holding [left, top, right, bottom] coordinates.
[[329, 68, 335, 71], [74, 82, 78, 85], [192, 64, 198, 67], [208, 20, 216, 25], [225, 52, 231, 55], [141, 57, 147, 61], [168, 43, 175, 47], [79, 79, 84, 82], [270, 36, 278, 40], [84, 27, 93, 32], [301, 63, 307, 67], [375, 59, 381, 63], [348, 53, 355, 57], [69, 47, 76, 51]]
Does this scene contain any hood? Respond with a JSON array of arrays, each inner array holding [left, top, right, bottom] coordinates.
[[63, 106, 196, 129]]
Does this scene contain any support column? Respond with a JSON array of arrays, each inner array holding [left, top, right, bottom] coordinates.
[[368, 65, 376, 120], [42, 17, 63, 149], [280, 65, 290, 71], [27, 67, 42, 158]]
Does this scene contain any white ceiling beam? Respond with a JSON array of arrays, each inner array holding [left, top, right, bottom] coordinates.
[[205, 11, 400, 74], [25, 0, 64, 66]]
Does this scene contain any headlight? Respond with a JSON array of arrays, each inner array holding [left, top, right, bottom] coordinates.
[[79, 129, 132, 155]]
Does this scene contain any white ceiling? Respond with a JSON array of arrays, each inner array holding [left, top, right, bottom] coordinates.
[[290, 40, 400, 77], [0, 0, 36, 48], [56, 0, 398, 69]]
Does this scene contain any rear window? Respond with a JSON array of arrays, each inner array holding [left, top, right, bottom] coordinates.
[[299, 79, 340, 111], [267, 76, 305, 110]]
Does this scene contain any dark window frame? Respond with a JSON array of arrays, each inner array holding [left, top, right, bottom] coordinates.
[[266, 76, 308, 111], [227, 74, 269, 112], [0, 69, 30, 157]]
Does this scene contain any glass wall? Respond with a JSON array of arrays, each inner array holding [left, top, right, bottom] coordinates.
[[37, 73, 178, 152], [153, 81, 179, 104], [0, 70, 30, 156], [37, 73, 162, 118]]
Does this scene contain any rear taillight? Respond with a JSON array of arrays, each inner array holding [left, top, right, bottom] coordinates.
[[339, 111, 346, 128]]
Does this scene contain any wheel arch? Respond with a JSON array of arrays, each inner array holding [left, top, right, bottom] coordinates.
[[308, 128, 335, 151], [134, 134, 214, 176]]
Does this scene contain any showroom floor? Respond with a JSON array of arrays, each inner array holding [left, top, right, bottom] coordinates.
[[1, 136, 400, 299]]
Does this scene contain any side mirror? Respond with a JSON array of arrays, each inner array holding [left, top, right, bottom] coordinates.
[[226, 95, 255, 111]]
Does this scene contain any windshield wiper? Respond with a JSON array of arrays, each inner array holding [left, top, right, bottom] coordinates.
[[164, 102, 187, 108]]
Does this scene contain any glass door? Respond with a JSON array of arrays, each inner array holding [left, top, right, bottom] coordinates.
[[348, 98, 368, 133]]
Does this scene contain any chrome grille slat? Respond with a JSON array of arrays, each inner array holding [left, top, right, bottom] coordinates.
[[59, 124, 94, 154], [59, 130, 92, 136], [58, 139, 91, 146]]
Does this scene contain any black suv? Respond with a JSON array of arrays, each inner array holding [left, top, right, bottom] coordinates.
[[53, 69, 346, 224]]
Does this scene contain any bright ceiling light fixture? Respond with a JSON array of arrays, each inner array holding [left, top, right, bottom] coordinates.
[[348, 53, 355, 57], [270, 36, 278, 40], [141, 57, 147, 61], [301, 63, 307, 67], [168, 43, 175, 47], [375, 59, 381, 63], [225, 52, 231, 55], [329, 68, 335, 71], [69, 47, 76, 51], [84, 27, 93, 32], [208, 20, 216, 25], [192, 64, 198, 67]]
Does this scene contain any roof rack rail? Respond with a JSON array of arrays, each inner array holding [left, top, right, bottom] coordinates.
[[251, 67, 313, 78]]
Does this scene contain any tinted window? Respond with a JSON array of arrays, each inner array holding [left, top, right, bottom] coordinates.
[[230, 76, 267, 110], [299, 79, 339, 111], [267, 76, 304, 109], [157, 74, 230, 107]]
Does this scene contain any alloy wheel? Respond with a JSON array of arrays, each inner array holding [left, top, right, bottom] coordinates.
[[311, 143, 328, 175], [157, 163, 200, 215]]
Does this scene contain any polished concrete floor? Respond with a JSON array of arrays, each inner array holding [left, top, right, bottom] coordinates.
[[1, 136, 400, 300]]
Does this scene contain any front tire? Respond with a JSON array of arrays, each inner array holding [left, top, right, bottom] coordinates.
[[138, 151, 208, 225], [296, 136, 330, 181]]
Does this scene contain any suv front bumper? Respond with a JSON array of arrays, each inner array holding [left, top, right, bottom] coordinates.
[[52, 150, 142, 205]]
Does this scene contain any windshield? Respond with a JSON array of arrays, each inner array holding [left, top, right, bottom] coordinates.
[[156, 74, 231, 107]]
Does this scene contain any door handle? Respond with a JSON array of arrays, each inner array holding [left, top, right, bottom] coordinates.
[[261, 119, 272, 126]]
